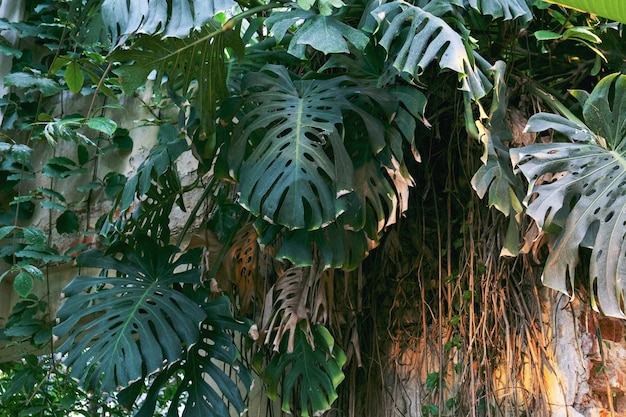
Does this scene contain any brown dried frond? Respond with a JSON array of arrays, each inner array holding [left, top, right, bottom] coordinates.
[[262, 266, 318, 353], [221, 223, 275, 316]]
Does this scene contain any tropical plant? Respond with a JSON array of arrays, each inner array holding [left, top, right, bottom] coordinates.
[[1, 0, 626, 416]]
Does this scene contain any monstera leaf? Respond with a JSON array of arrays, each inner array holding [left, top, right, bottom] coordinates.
[[266, 8, 369, 58], [111, 24, 243, 139], [261, 322, 346, 417], [468, 0, 532, 22], [101, 0, 236, 45], [54, 236, 206, 392], [228, 65, 396, 231], [512, 73, 626, 317], [121, 296, 253, 417], [471, 62, 524, 255], [363, 0, 491, 100]]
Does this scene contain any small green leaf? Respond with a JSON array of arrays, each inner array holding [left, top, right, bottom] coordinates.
[[77, 144, 89, 165], [112, 128, 133, 151], [65, 61, 85, 94], [40, 201, 67, 211], [50, 55, 71, 75], [297, 0, 315, 10], [56, 210, 79, 234], [14, 271, 33, 297], [87, 117, 117, 136], [59, 392, 76, 410], [104, 172, 126, 197], [4, 72, 61, 96], [0, 37, 22, 58], [9, 144, 33, 164], [37, 187, 67, 202], [318, 0, 344, 16], [22, 227, 46, 246], [0, 225, 16, 240], [534, 30, 561, 41], [77, 182, 102, 192], [562, 27, 601, 43], [425, 372, 439, 391], [20, 264, 44, 281]]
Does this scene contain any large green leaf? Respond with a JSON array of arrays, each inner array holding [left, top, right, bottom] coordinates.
[[262, 322, 346, 417], [512, 73, 626, 317], [256, 220, 371, 270], [229, 65, 395, 231], [469, 0, 533, 22], [111, 23, 243, 138], [266, 9, 369, 58], [545, 0, 626, 25], [101, 0, 236, 45], [122, 296, 253, 417], [364, 0, 491, 100], [54, 236, 206, 392]]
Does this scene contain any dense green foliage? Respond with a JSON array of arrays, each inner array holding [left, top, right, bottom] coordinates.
[[1, 0, 625, 415]]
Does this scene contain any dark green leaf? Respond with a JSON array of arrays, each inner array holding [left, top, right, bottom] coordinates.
[[137, 296, 253, 416], [37, 187, 66, 202], [54, 237, 206, 392], [0, 225, 16, 240], [22, 227, 46, 246], [13, 271, 33, 298], [56, 210, 79, 234], [77, 144, 89, 165], [4, 72, 61, 97], [230, 65, 393, 231], [263, 323, 346, 417], [266, 10, 369, 58], [364, 1, 491, 100]]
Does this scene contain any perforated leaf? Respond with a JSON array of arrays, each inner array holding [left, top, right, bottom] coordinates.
[[263, 267, 312, 352], [512, 73, 626, 317], [263, 323, 346, 417], [126, 296, 253, 417], [266, 9, 369, 58], [229, 65, 392, 231], [54, 236, 205, 392], [364, 1, 491, 100]]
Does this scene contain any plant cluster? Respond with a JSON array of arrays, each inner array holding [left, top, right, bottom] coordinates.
[[0, 0, 625, 416]]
